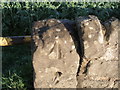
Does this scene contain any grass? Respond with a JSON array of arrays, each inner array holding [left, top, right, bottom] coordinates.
[[2, 43, 33, 89]]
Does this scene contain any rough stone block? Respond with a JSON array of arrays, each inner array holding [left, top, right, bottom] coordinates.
[[76, 15, 107, 59], [32, 16, 120, 88], [76, 16, 119, 88], [32, 19, 80, 88]]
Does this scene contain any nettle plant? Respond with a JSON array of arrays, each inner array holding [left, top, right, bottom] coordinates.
[[1, 2, 120, 36]]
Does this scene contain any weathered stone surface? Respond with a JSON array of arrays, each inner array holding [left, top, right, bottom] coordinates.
[[76, 16, 119, 88], [32, 19, 80, 88], [87, 60, 118, 78], [76, 15, 106, 60], [78, 79, 118, 88], [32, 16, 119, 88]]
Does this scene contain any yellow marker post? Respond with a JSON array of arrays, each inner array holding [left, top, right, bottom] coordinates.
[[0, 36, 31, 46]]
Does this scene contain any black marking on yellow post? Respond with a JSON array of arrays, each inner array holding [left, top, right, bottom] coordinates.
[[0, 36, 31, 46]]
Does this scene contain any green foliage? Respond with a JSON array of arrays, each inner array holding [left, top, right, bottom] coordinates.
[[2, 72, 25, 89], [1, 2, 120, 36], [2, 44, 33, 89]]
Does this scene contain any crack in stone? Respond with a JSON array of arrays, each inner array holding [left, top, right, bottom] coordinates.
[[32, 16, 119, 88]]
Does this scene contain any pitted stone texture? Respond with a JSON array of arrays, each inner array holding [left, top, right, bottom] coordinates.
[[76, 16, 119, 88], [76, 15, 106, 59], [102, 17, 119, 61], [32, 19, 79, 88], [88, 60, 118, 78], [76, 15, 106, 75], [78, 79, 118, 88]]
